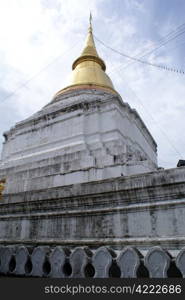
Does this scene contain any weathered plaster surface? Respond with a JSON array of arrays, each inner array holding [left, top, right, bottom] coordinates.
[[0, 167, 185, 250], [0, 89, 157, 195]]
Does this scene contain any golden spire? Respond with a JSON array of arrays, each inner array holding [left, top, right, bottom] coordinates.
[[72, 12, 105, 70], [89, 11, 92, 27], [55, 14, 117, 97]]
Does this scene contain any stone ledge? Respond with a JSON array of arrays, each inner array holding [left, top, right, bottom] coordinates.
[[0, 198, 185, 219], [1, 166, 185, 203]]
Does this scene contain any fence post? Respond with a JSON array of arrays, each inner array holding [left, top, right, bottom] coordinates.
[[144, 246, 170, 278], [30, 246, 50, 277], [49, 246, 70, 278], [92, 247, 114, 278], [117, 247, 141, 278], [176, 248, 185, 277], [14, 246, 30, 276], [70, 247, 92, 278]]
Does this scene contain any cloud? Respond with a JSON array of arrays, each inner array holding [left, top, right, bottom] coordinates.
[[0, 0, 184, 169]]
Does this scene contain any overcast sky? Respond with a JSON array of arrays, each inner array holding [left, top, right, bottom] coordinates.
[[0, 0, 185, 168]]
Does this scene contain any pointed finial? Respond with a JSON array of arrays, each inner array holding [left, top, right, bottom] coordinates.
[[89, 12, 92, 32], [89, 12, 92, 25]]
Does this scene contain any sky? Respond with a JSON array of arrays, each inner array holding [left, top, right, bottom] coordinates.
[[0, 0, 185, 169]]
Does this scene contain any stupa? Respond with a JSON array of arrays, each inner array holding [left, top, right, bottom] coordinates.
[[0, 17, 185, 275], [0, 17, 157, 200]]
